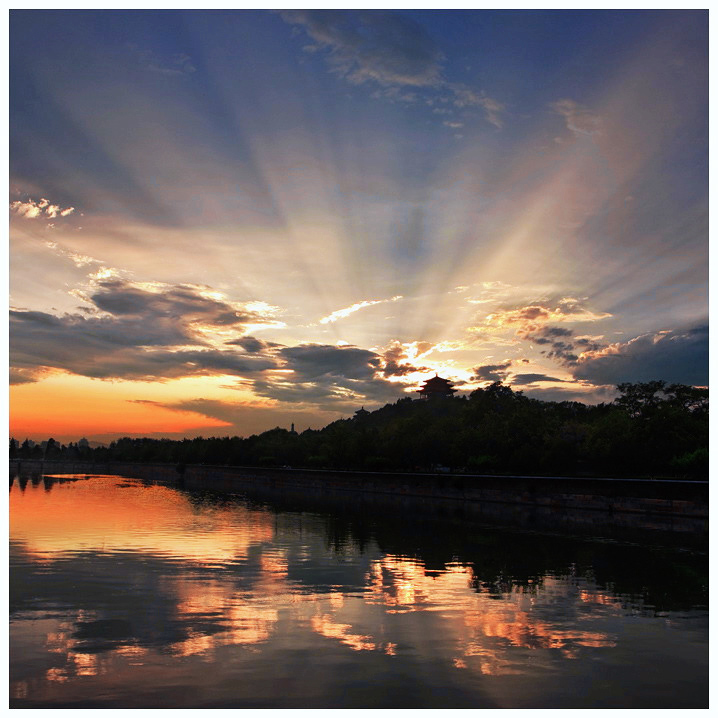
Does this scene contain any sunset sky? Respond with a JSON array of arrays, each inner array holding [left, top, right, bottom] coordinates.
[[9, 10, 708, 443]]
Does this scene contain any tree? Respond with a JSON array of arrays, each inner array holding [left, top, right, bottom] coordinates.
[[44, 438, 62, 459], [615, 381, 668, 419]]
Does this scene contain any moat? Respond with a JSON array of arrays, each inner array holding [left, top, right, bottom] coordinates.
[[10, 471, 708, 708]]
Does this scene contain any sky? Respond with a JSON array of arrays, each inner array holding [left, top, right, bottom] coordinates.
[[9, 9, 708, 443]]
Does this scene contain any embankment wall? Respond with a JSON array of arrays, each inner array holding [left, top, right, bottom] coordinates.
[[10, 459, 707, 521]]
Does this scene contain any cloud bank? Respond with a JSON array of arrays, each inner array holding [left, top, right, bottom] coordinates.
[[10, 279, 284, 383], [10, 279, 411, 411], [573, 325, 708, 386]]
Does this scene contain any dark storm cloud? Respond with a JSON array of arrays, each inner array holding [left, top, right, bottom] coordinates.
[[524, 325, 603, 366], [13, 307, 189, 348], [10, 308, 191, 373], [510, 373, 567, 386], [252, 378, 402, 412], [226, 336, 280, 353], [543, 342, 579, 364], [148, 350, 277, 378], [131, 398, 250, 425], [9, 308, 278, 381], [472, 361, 512, 383], [280, 344, 382, 381], [280, 10, 444, 88], [10, 297, 406, 409], [381, 360, 424, 377], [91, 279, 256, 326], [252, 343, 403, 409], [539, 326, 573, 338], [9, 367, 43, 385], [9, 280, 283, 383], [572, 324, 708, 386], [128, 398, 333, 436], [10, 278, 412, 409]]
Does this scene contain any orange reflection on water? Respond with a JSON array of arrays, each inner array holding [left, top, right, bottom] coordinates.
[[257, 549, 290, 595], [310, 614, 377, 652], [362, 556, 616, 672], [114, 644, 150, 659], [365, 555, 458, 612], [10, 476, 275, 565], [169, 575, 281, 656], [43, 618, 118, 682], [579, 588, 624, 609], [11, 478, 621, 686]]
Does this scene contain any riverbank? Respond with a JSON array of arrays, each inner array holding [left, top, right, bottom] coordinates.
[[11, 459, 707, 525]]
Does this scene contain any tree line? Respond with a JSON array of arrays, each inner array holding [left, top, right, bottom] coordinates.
[[10, 381, 708, 478]]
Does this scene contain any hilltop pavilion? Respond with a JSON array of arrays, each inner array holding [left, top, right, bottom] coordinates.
[[417, 374, 457, 400]]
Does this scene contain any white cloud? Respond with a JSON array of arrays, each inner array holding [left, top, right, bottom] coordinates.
[[319, 295, 402, 324], [281, 11, 505, 129], [42, 239, 102, 268], [10, 197, 75, 220], [280, 10, 444, 88], [10, 201, 42, 218], [449, 84, 505, 128], [482, 299, 611, 333], [551, 99, 602, 137]]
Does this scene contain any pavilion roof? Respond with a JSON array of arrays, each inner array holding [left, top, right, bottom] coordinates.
[[419, 375, 456, 391]]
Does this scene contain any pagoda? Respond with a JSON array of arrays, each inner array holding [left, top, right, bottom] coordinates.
[[417, 374, 457, 400]]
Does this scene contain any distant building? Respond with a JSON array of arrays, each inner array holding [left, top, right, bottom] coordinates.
[[354, 406, 370, 419], [418, 374, 456, 400]]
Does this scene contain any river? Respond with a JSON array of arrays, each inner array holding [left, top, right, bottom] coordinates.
[[9, 472, 708, 708]]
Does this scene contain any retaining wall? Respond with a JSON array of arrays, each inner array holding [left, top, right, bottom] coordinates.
[[10, 459, 708, 520]]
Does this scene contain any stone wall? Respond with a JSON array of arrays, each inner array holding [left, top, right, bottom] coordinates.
[[10, 459, 707, 520]]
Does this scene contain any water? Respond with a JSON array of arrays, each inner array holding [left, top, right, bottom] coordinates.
[[9, 473, 708, 708]]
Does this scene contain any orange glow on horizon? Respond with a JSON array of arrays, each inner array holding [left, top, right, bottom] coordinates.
[[10, 373, 232, 441]]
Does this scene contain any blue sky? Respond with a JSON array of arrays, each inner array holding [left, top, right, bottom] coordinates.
[[9, 10, 708, 441]]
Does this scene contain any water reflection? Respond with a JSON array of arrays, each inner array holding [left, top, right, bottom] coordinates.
[[11, 474, 275, 563], [10, 474, 708, 708]]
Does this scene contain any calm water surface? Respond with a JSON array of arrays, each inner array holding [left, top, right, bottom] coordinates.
[[9, 473, 708, 708]]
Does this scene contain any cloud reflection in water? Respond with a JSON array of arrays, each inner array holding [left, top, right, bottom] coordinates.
[[9, 475, 707, 708]]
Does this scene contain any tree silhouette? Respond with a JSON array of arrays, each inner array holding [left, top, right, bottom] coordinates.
[[9, 381, 707, 478]]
